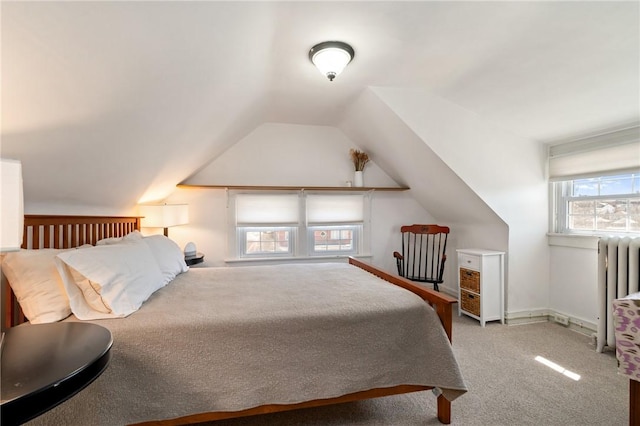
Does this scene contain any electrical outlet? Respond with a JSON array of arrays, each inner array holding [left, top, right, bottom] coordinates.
[[553, 314, 569, 326]]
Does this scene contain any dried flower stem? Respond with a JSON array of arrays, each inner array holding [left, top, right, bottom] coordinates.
[[349, 148, 370, 171]]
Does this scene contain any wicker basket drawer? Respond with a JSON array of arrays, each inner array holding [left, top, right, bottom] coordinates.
[[461, 289, 480, 317], [460, 268, 480, 293]]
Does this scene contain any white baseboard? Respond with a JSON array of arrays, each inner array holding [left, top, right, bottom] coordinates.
[[505, 309, 597, 336], [563, 315, 597, 336], [504, 309, 549, 325], [436, 288, 598, 337]]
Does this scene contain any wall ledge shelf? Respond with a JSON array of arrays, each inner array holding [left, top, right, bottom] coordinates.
[[177, 184, 409, 192]]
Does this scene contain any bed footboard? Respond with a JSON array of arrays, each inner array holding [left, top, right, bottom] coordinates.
[[132, 384, 448, 425], [348, 257, 456, 342]]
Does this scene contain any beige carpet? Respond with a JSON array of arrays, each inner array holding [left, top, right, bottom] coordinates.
[[200, 314, 628, 426]]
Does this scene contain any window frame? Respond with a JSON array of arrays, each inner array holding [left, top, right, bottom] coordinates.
[[227, 190, 371, 261], [307, 224, 361, 256], [552, 172, 640, 236], [238, 226, 295, 258]]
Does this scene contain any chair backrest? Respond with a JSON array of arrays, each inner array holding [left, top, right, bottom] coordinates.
[[395, 224, 450, 286]]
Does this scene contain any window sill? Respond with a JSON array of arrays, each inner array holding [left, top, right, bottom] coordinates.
[[225, 254, 372, 265], [547, 233, 599, 250]]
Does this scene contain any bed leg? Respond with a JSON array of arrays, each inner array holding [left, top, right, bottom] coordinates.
[[631, 379, 639, 426], [437, 394, 451, 424]]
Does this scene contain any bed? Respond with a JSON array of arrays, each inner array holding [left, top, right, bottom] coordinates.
[[2, 215, 467, 425]]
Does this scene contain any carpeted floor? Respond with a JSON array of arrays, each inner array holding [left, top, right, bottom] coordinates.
[[200, 314, 628, 426]]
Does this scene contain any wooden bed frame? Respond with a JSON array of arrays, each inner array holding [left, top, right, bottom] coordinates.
[[2, 215, 458, 425]]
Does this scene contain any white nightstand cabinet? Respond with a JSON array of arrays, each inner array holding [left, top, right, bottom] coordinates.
[[457, 249, 505, 327]]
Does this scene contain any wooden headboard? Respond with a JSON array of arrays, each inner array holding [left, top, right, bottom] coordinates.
[[3, 215, 141, 328]]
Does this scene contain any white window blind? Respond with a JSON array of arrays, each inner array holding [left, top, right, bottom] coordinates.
[[235, 194, 299, 225], [306, 194, 364, 224], [548, 126, 640, 181]]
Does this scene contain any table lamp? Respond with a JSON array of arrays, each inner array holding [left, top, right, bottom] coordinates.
[[1, 159, 24, 252], [139, 204, 188, 237]]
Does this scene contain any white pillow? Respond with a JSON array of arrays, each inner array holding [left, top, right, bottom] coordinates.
[[142, 235, 189, 285], [1, 249, 72, 324], [55, 239, 164, 320], [66, 267, 111, 314], [96, 230, 143, 245]]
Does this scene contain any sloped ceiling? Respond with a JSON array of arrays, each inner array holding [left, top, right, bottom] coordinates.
[[2, 1, 638, 211]]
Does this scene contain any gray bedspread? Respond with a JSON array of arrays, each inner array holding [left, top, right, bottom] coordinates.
[[28, 262, 467, 425]]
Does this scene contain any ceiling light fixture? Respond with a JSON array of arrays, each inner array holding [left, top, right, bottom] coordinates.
[[309, 41, 354, 82]]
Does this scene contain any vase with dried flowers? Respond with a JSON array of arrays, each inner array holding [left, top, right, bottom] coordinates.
[[349, 149, 369, 187]]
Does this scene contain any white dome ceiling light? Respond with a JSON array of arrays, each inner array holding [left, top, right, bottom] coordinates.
[[309, 41, 355, 82]]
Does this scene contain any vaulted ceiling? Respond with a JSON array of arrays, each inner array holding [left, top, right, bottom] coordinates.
[[2, 1, 638, 211]]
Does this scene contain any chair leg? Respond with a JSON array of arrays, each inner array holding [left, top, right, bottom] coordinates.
[[434, 283, 439, 292]]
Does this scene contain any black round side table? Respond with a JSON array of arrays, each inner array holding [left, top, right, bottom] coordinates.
[[1, 322, 112, 425]]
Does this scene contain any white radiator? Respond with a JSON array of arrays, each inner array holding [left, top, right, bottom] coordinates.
[[596, 236, 640, 352]]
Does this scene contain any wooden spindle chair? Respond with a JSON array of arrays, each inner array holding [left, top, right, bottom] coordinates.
[[393, 224, 450, 292]]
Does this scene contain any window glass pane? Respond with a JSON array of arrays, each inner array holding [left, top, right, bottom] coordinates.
[[568, 200, 594, 215], [244, 229, 290, 255], [314, 230, 329, 252], [600, 175, 633, 196], [571, 179, 598, 196], [260, 241, 275, 252], [339, 229, 353, 250], [633, 176, 640, 194], [246, 231, 260, 242], [568, 200, 595, 231], [310, 227, 356, 254], [596, 199, 627, 231], [630, 200, 640, 231]]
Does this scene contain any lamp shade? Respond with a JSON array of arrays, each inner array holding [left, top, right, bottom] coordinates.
[[309, 41, 354, 81], [139, 204, 189, 229], [0, 159, 24, 252]]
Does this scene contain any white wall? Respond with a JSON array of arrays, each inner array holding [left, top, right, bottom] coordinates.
[[372, 88, 550, 317], [172, 123, 450, 288], [163, 187, 228, 267], [548, 237, 600, 330], [185, 123, 398, 188], [338, 89, 509, 298]]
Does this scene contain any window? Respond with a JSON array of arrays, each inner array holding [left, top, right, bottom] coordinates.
[[240, 227, 293, 257], [554, 173, 640, 234], [309, 225, 359, 255], [548, 126, 640, 235], [230, 192, 369, 259], [233, 194, 298, 258], [306, 194, 363, 256]]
